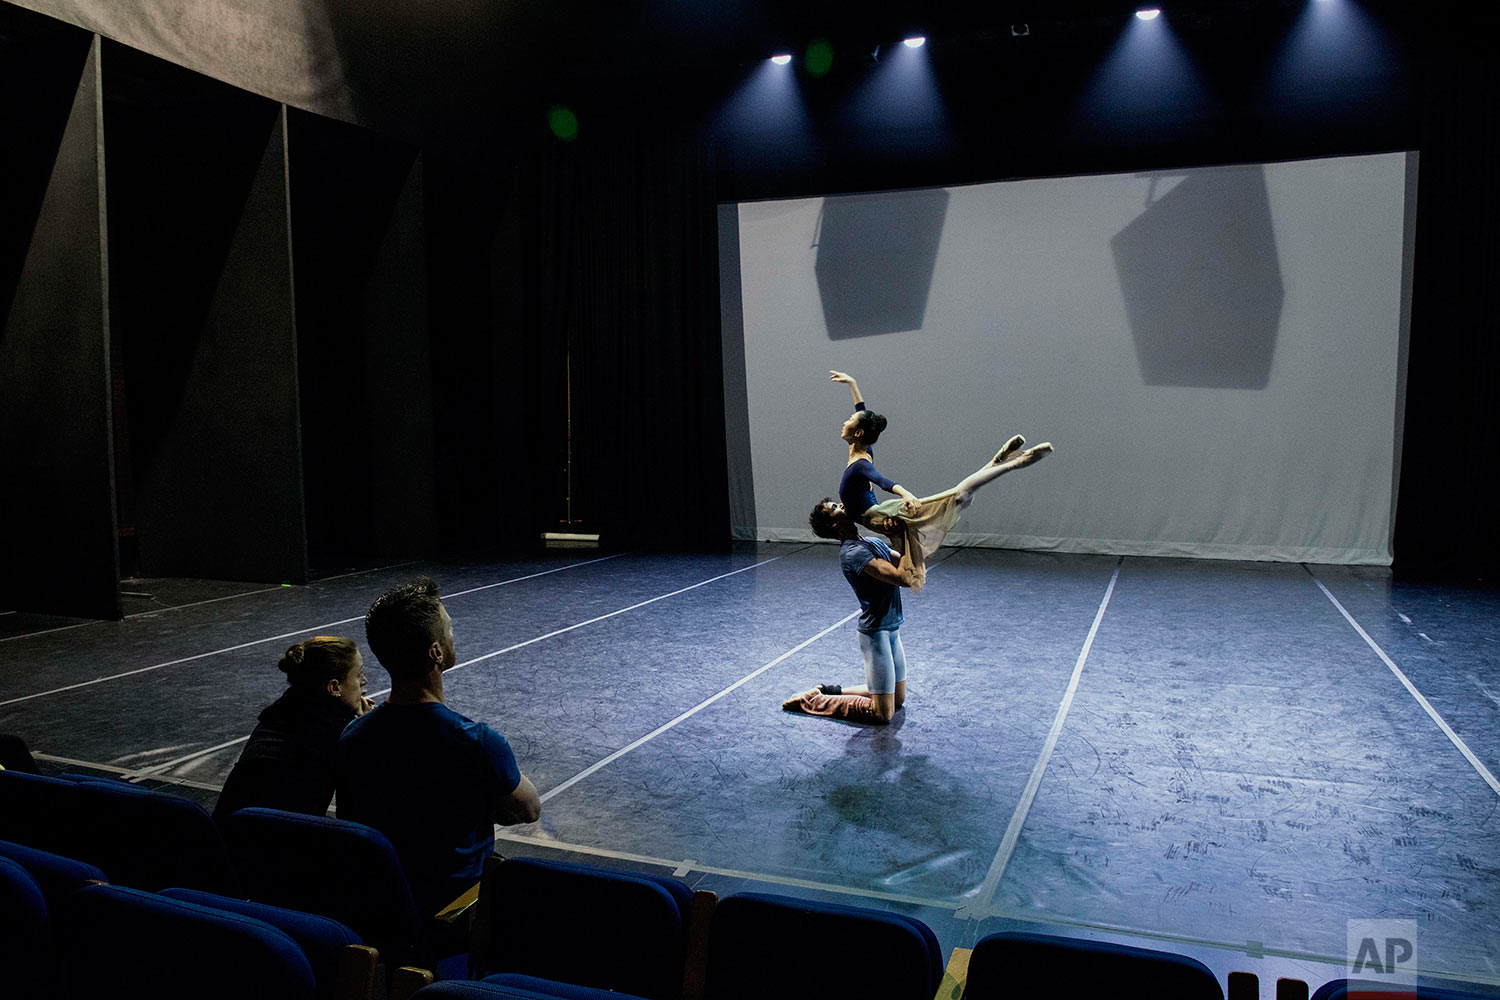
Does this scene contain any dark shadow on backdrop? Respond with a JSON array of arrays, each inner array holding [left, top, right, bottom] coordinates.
[[1111, 164, 1284, 389], [815, 188, 949, 340]]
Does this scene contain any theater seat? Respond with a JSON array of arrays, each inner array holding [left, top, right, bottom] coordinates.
[[0, 838, 107, 907], [161, 888, 379, 1000], [471, 856, 709, 1000], [226, 807, 444, 970], [703, 892, 943, 1000], [963, 931, 1223, 1000], [59, 774, 236, 892], [0, 856, 53, 999], [62, 882, 318, 1000], [414, 977, 648, 999]]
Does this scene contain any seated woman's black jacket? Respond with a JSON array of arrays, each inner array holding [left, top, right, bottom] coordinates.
[[212, 688, 357, 827]]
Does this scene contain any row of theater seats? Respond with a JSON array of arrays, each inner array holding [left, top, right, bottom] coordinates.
[[0, 768, 1483, 1000]]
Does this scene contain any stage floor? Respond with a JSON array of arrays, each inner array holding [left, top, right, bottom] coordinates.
[[3, 544, 1497, 994]]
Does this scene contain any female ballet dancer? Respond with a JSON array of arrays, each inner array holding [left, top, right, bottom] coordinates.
[[827, 369, 1052, 592]]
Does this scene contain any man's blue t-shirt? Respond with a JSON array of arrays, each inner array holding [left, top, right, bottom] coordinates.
[[336, 702, 521, 913], [840, 535, 903, 634]]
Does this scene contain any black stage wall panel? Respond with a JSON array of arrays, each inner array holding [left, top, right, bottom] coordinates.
[[105, 44, 305, 583], [1394, 11, 1500, 576], [0, 34, 120, 619], [287, 109, 438, 567], [424, 158, 539, 554], [0, 5, 92, 324], [364, 155, 439, 558]]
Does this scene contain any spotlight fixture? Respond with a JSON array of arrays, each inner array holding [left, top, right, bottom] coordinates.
[[1010, 23, 1030, 37], [903, 36, 926, 48], [1135, 8, 1161, 19], [770, 53, 792, 64]]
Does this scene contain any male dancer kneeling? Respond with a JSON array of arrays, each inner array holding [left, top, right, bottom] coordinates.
[[782, 499, 914, 725]]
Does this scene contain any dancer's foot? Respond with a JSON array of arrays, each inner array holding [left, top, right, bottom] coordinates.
[[999, 442, 1053, 472], [991, 435, 1026, 465]]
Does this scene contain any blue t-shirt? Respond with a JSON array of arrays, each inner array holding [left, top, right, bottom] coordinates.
[[336, 702, 521, 913], [840, 535, 903, 633]]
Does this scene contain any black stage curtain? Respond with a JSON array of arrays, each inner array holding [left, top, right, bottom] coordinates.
[[1394, 9, 1500, 577], [512, 130, 729, 551]]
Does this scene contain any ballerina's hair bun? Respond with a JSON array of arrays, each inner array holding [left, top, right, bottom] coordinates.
[[855, 408, 888, 446]]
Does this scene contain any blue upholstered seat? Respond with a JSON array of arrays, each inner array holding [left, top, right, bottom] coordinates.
[[0, 838, 107, 907], [703, 891, 943, 1000], [226, 806, 432, 967], [161, 887, 372, 1000], [0, 856, 54, 999], [964, 931, 1224, 1000], [62, 882, 318, 1000], [473, 856, 697, 999], [58, 774, 235, 892], [415, 976, 649, 1000]]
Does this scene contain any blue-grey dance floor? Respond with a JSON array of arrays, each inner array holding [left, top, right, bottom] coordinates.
[[3, 544, 1498, 993]]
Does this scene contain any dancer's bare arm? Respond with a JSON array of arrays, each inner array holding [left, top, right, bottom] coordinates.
[[829, 370, 863, 407], [861, 556, 913, 588]]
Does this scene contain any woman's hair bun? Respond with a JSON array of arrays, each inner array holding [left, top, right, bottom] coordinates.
[[277, 635, 360, 691], [277, 642, 306, 674]]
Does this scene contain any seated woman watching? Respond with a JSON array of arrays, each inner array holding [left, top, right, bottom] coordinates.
[[213, 636, 372, 826]]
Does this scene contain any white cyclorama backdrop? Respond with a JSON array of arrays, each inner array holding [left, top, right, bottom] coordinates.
[[721, 152, 1416, 564]]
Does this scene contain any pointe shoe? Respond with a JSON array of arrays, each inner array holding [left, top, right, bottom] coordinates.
[[1003, 442, 1053, 470], [991, 435, 1026, 465]]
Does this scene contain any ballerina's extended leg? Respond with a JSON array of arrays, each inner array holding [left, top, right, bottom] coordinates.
[[954, 440, 1053, 506]]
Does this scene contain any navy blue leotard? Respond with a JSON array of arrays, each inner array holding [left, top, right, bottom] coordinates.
[[839, 458, 897, 518]]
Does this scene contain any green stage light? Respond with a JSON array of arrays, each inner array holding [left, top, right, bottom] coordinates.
[[548, 105, 580, 141], [805, 39, 833, 77]]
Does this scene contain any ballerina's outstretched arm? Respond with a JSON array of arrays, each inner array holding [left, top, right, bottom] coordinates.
[[828, 369, 864, 408]]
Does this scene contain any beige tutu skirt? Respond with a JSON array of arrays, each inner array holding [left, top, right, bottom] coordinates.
[[861, 488, 968, 594]]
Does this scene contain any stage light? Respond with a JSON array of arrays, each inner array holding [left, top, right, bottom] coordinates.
[[547, 105, 578, 142], [1011, 24, 1030, 37], [770, 53, 791, 65], [903, 36, 926, 48], [1136, 8, 1161, 19], [805, 39, 834, 77]]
